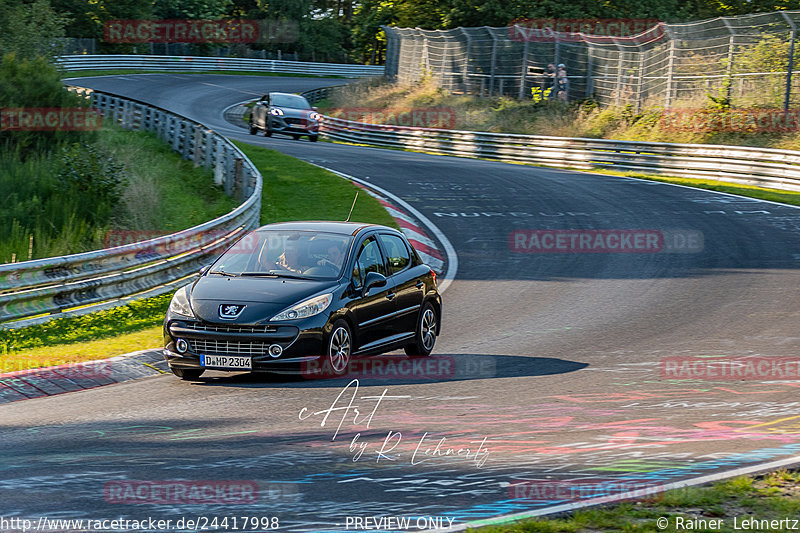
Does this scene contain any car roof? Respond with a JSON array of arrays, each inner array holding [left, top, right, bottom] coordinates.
[[254, 221, 397, 236], [269, 92, 304, 97]]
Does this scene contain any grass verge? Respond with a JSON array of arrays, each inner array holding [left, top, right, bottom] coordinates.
[[0, 294, 172, 372], [62, 69, 344, 79], [470, 470, 800, 532], [1, 142, 397, 371], [233, 141, 398, 227]]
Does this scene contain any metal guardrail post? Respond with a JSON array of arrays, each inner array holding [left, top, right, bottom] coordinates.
[[234, 158, 244, 202], [193, 126, 203, 167]]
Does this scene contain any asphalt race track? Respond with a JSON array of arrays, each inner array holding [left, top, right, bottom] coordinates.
[[2, 74, 800, 531]]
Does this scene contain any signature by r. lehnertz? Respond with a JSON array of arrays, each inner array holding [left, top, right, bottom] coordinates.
[[299, 379, 490, 467]]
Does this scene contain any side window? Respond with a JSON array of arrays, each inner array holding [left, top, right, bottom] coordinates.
[[352, 237, 386, 288], [379, 234, 411, 275]]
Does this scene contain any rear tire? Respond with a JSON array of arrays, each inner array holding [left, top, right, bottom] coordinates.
[[248, 119, 258, 135], [404, 302, 437, 357], [292, 134, 301, 140], [171, 367, 205, 381], [309, 135, 318, 142]]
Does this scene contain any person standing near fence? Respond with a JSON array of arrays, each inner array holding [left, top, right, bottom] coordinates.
[[557, 63, 569, 102], [546, 63, 557, 99]]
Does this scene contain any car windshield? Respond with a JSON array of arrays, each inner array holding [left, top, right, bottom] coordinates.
[[270, 94, 311, 109], [210, 230, 352, 279]]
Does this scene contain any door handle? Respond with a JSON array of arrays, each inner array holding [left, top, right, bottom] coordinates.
[[386, 292, 396, 300], [415, 280, 425, 289]]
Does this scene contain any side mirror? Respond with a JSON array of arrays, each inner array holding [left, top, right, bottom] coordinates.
[[199, 265, 210, 275], [363, 271, 387, 295], [312, 106, 319, 111]]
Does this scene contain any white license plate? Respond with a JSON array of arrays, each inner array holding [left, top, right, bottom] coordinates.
[[200, 355, 252, 370]]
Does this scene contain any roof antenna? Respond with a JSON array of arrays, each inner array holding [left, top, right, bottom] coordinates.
[[345, 191, 359, 222]]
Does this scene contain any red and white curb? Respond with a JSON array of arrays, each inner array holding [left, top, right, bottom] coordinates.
[[314, 166, 458, 293], [353, 183, 445, 274]]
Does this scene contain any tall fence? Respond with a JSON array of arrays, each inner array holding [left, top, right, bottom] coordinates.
[[384, 11, 800, 110], [0, 89, 263, 328]]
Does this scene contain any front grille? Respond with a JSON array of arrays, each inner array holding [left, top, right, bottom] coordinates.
[[181, 323, 277, 334], [190, 339, 270, 356]]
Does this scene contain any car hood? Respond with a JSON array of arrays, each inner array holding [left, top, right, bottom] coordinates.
[[188, 276, 337, 324], [275, 107, 314, 119]]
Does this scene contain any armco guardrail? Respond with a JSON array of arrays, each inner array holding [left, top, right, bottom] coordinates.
[[0, 88, 262, 328], [57, 55, 384, 78], [320, 117, 800, 193]]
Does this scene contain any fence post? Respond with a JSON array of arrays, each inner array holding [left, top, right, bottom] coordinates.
[[615, 52, 624, 106], [488, 28, 498, 96], [664, 37, 676, 108], [460, 28, 472, 94], [519, 38, 529, 99], [635, 50, 645, 112], [586, 44, 594, 99], [782, 12, 797, 114]]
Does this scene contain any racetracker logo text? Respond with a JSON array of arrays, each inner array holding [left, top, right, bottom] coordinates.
[[104, 19, 260, 43], [508, 18, 663, 43], [1, 108, 102, 131], [326, 108, 457, 130], [103, 480, 258, 504], [509, 478, 662, 500], [661, 357, 800, 380], [509, 229, 703, 254]]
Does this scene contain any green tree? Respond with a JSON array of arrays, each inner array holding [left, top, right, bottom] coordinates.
[[0, 0, 69, 60], [153, 0, 234, 19], [0, 54, 93, 158]]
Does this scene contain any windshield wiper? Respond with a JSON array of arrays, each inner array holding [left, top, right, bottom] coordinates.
[[239, 272, 312, 280], [209, 270, 238, 277]]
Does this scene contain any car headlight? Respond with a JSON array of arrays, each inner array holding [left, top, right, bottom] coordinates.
[[270, 293, 332, 321], [309, 111, 320, 121], [269, 108, 284, 116], [168, 286, 195, 318]]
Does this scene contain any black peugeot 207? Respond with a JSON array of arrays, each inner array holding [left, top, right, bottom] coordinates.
[[163, 221, 441, 380]]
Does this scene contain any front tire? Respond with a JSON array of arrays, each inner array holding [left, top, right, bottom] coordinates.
[[171, 367, 205, 381], [326, 320, 352, 376], [292, 134, 302, 140], [405, 303, 438, 357], [309, 134, 319, 142]]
